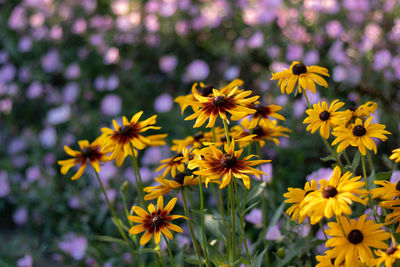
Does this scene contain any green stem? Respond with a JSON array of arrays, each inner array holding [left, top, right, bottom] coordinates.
[[182, 188, 202, 265], [319, 221, 328, 241], [163, 234, 175, 267], [229, 182, 236, 264], [343, 150, 352, 167], [93, 169, 139, 260], [212, 126, 217, 142], [362, 156, 378, 223], [335, 215, 347, 237], [198, 176, 210, 267], [222, 119, 231, 147], [321, 137, 344, 168], [129, 143, 146, 207], [303, 88, 311, 109], [234, 179, 251, 263], [366, 150, 375, 174]]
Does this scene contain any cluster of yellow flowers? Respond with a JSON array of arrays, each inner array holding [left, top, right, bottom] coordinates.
[[276, 61, 400, 267]]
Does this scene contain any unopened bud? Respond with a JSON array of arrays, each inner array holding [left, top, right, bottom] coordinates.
[[120, 181, 129, 194], [277, 247, 285, 259]]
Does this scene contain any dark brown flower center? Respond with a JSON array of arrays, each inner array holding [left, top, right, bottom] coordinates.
[[292, 63, 307, 75], [119, 125, 132, 135], [396, 181, 400, 191], [194, 132, 204, 141], [213, 96, 227, 107], [152, 215, 163, 228], [220, 135, 229, 143], [347, 229, 363, 244], [352, 125, 367, 137], [221, 154, 237, 169], [319, 111, 331, 121], [322, 186, 337, 198], [173, 153, 183, 159], [174, 172, 186, 185], [253, 126, 264, 137], [201, 85, 214, 96], [253, 103, 265, 113], [386, 246, 397, 255], [81, 147, 92, 158]]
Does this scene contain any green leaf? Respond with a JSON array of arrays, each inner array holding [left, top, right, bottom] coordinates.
[[247, 182, 266, 204], [375, 171, 393, 181], [352, 151, 361, 170], [243, 201, 260, 215], [267, 202, 285, 229], [207, 243, 225, 266], [252, 247, 268, 267], [320, 154, 336, 162], [184, 255, 204, 264], [112, 218, 129, 232]]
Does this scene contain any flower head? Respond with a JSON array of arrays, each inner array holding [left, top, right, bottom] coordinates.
[[231, 102, 285, 129], [128, 196, 188, 245], [371, 180, 400, 200], [99, 111, 167, 166], [301, 166, 367, 224], [58, 139, 110, 180], [188, 140, 270, 189], [283, 180, 318, 224], [371, 237, 400, 267], [331, 117, 391, 156], [303, 100, 345, 139], [326, 215, 390, 266], [184, 86, 258, 128], [270, 61, 329, 95]]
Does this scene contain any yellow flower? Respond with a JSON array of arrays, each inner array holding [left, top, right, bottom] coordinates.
[[143, 173, 201, 200], [128, 196, 188, 245], [380, 199, 400, 232], [332, 101, 378, 127], [156, 153, 188, 178], [231, 118, 291, 147], [270, 61, 329, 94], [331, 117, 391, 156], [175, 79, 244, 114], [283, 180, 318, 224], [390, 148, 400, 163], [188, 140, 270, 189], [170, 127, 224, 152], [99, 112, 167, 166], [303, 100, 345, 139], [184, 87, 258, 128], [301, 166, 367, 224], [58, 139, 110, 180], [371, 239, 400, 267], [371, 180, 400, 200], [325, 215, 390, 266], [231, 102, 285, 129]]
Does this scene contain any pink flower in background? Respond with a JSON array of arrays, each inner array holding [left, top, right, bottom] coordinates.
[[104, 47, 120, 65], [326, 20, 343, 38], [41, 49, 62, 73], [0, 171, 10, 197], [17, 254, 33, 267], [185, 60, 209, 81], [59, 233, 88, 260], [265, 224, 282, 240], [13, 207, 28, 226], [154, 93, 173, 113], [26, 82, 43, 99], [373, 49, 391, 71], [101, 94, 122, 116], [306, 167, 333, 184], [248, 32, 264, 48], [65, 63, 81, 80], [159, 55, 178, 73], [245, 208, 263, 225]]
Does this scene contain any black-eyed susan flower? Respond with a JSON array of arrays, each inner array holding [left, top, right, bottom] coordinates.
[[231, 118, 291, 147], [371, 237, 400, 267], [270, 61, 329, 95], [380, 199, 400, 232], [170, 127, 224, 152], [331, 117, 391, 156], [283, 180, 318, 224], [301, 166, 367, 224], [155, 153, 188, 178], [99, 111, 167, 166], [143, 173, 201, 200], [303, 100, 345, 139], [188, 140, 270, 189], [58, 139, 110, 180], [231, 102, 285, 129], [325, 215, 390, 266], [128, 196, 188, 245], [184, 87, 258, 128], [371, 180, 400, 200], [332, 101, 378, 128], [390, 148, 400, 163]]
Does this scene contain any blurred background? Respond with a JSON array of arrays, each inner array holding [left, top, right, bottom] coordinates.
[[1, 0, 400, 266]]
